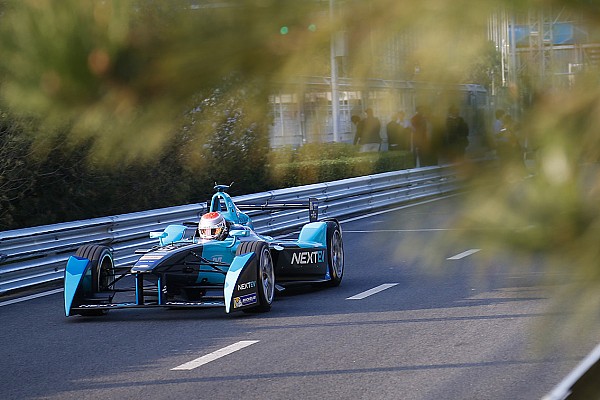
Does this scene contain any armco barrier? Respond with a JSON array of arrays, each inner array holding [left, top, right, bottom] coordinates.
[[0, 164, 462, 294], [543, 342, 600, 400]]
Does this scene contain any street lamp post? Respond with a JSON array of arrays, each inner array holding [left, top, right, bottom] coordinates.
[[330, 0, 340, 143]]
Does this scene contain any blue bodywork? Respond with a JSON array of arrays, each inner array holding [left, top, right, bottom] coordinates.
[[63, 185, 342, 317], [64, 256, 90, 316]]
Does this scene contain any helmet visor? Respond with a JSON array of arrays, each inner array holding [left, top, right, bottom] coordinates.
[[200, 226, 223, 239]]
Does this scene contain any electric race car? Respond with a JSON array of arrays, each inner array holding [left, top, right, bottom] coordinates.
[[63, 185, 344, 317]]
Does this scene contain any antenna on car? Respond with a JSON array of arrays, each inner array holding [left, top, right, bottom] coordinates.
[[213, 182, 234, 193]]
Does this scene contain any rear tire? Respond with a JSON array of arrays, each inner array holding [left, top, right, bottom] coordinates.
[[236, 241, 275, 312], [325, 221, 344, 287], [74, 244, 114, 316]]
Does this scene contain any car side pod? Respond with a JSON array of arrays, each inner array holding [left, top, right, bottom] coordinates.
[[298, 222, 328, 246], [224, 252, 259, 313], [64, 256, 91, 317]]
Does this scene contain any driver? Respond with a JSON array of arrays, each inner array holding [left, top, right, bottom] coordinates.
[[198, 211, 228, 241]]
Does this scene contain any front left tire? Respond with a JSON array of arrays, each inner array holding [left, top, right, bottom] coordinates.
[[73, 244, 114, 316], [236, 241, 275, 312], [74, 244, 114, 292]]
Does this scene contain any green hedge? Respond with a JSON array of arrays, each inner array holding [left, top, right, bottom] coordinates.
[[268, 145, 415, 187], [1, 137, 414, 230]]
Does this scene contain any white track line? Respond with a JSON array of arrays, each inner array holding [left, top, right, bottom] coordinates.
[[0, 288, 63, 307], [447, 249, 481, 260], [340, 194, 459, 224], [347, 283, 399, 300], [171, 340, 259, 371], [344, 228, 460, 233], [276, 195, 459, 239]]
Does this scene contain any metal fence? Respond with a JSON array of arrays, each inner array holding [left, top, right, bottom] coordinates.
[[0, 164, 462, 294]]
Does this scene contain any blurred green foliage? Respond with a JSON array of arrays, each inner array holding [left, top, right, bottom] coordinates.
[[0, 0, 503, 161], [0, 0, 334, 161], [2, 0, 600, 341]]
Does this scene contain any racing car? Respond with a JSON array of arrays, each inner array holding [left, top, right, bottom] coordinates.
[[63, 184, 344, 316]]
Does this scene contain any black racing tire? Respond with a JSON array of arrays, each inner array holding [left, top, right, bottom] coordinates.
[[236, 241, 275, 313], [74, 244, 114, 316], [325, 221, 344, 287], [74, 244, 114, 292]]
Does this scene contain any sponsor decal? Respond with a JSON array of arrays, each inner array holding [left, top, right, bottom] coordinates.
[[79, 303, 134, 308], [165, 301, 224, 306], [212, 256, 223, 263], [291, 250, 325, 265], [139, 254, 166, 261], [237, 281, 256, 291], [233, 293, 257, 308]]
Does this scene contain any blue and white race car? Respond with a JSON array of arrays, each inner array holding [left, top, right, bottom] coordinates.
[[63, 185, 344, 316]]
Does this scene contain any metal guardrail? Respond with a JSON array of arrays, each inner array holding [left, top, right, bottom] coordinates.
[[0, 164, 461, 294], [544, 343, 600, 400]]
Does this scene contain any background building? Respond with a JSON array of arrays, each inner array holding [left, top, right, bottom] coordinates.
[[267, 0, 491, 152], [488, 7, 600, 109]]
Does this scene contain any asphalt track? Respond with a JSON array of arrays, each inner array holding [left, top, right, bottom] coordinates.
[[1, 195, 597, 400]]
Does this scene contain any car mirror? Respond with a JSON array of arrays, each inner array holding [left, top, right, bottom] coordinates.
[[149, 232, 167, 239], [230, 229, 249, 237]]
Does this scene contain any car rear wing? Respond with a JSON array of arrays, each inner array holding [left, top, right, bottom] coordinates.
[[235, 197, 319, 222]]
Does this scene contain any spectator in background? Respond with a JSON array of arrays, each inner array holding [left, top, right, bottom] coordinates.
[[351, 114, 363, 147], [444, 104, 469, 161], [354, 108, 381, 152], [387, 111, 411, 151], [493, 109, 506, 135], [489, 109, 506, 152], [386, 112, 401, 151], [495, 113, 523, 165], [411, 105, 430, 165]]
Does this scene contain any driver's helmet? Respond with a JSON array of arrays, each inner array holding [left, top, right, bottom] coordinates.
[[198, 212, 227, 240]]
